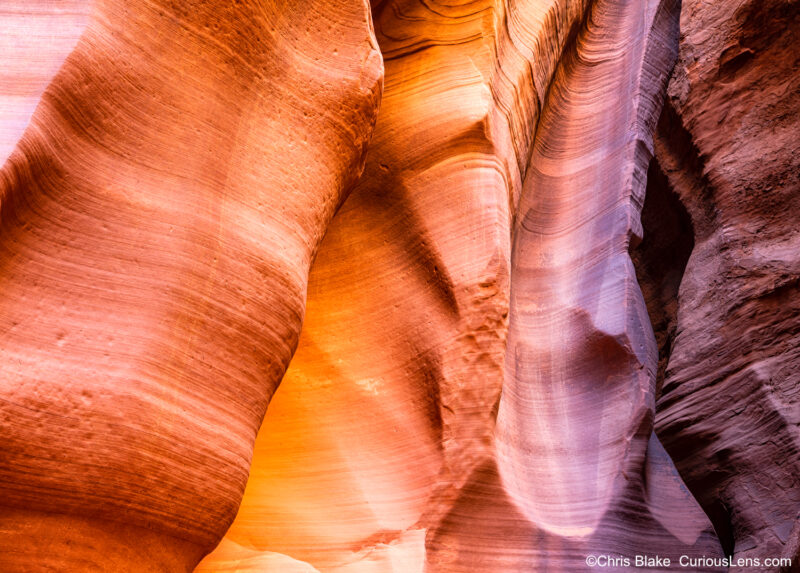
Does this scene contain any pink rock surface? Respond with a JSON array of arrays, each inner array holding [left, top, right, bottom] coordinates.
[[494, 0, 721, 564], [0, 1, 89, 165]]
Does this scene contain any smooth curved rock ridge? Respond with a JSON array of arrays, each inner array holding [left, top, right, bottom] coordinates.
[[0, 0, 382, 571], [497, 0, 671, 533], [197, 538, 321, 572], [493, 0, 724, 560], [652, 0, 800, 566]]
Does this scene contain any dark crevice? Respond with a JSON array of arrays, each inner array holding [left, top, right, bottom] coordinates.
[[705, 498, 736, 558], [653, 100, 719, 241], [717, 46, 754, 82], [632, 146, 740, 560], [631, 158, 694, 399]]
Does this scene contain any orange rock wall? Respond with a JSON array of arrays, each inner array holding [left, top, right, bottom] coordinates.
[[1, 0, 381, 570]]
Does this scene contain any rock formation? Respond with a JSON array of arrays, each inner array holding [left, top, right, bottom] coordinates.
[[0, 0, 797, 571], [0, 1, 89, 166], [645, 0, 800, 567], [0, 0, 381, 570], [201, 0, 722, 570]]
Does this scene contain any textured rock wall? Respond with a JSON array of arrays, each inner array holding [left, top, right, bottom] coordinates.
[[493, 0, 722, 566], [201, 0, 722, 571], [200, 0, 574, 567], [1, 0, 797, 571], [0, 0, 381, 570], [648, 0, 800, 567], [0, 1, 90, 166]]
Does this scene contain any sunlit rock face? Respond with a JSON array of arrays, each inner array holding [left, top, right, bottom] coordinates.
[[0, 2, 90, 166], [0, 0, 795, 571], [647, 0, 800, 566]]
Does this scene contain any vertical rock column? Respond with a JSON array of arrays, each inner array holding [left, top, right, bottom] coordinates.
[[495, 0, 723, 567]]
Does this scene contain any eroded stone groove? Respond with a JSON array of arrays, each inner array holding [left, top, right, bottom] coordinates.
[[631, 157, 694, 398]]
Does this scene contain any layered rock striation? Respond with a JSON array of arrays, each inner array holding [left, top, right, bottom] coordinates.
[[0, 0, 381, 570], [202, 0, 723, 570], [645, 0, 800, 567], [0, 0, 796, 571]]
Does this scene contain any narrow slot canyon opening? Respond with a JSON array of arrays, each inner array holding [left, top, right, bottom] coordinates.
[[632, 158, 738, 558], [631, 158, 694, 399], [705, 498, 736, 558]]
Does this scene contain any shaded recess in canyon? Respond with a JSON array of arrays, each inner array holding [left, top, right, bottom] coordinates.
[[647, 0, 800, 569], [631, 155, 694, 400]]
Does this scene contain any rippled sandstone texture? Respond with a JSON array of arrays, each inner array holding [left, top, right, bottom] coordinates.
[[202, 0, 723, 570], [644, 0, 800, 568], [0, 0, 796, 571], [0, 0, 381, 570]]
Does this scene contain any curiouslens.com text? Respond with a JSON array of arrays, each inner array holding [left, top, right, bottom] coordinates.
[[585, 554, 793, 569]]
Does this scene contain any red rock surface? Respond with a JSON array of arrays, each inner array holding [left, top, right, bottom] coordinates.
[[0, 0, 796, 571], [0, 0, 381, 570], [202, 0, 722, 570], [648, 0, 800, 568]]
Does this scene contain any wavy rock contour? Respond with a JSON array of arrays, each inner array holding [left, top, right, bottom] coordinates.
[[201, 0, 722, 571], [0, 0, 381, 570]]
